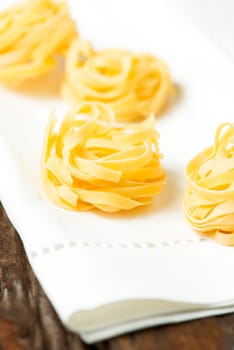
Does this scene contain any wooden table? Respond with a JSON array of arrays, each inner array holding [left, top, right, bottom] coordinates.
[[0, 204, 234, 350]]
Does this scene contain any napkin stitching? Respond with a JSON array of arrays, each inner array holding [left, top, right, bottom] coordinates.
[[29, 237, 208, 258]]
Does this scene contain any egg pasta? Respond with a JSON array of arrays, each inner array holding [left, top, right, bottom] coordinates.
[[183, 123, 234, 245], [41, 102, 166, 212], [0, 0, 77, 85], [62, 40, 172, 121]]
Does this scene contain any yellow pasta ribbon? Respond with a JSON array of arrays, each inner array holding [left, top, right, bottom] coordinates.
[[0, 0, 77, 85], [183, 123, 234, 245], [41, 102, 166, 212], [62, 40, 172, 121]]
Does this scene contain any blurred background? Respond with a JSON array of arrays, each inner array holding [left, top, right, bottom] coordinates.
[[175, 0, 234, 60]]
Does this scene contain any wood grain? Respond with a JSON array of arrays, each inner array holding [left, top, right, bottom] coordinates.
[[0, 203, 234, 350], [0, 204, 87, 350]]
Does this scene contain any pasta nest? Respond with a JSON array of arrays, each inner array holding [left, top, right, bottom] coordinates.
[[183, 123, 234, 245], [41, 102, 166, 212], [62, 40, 172, 121], [0, 0, 77, 85]]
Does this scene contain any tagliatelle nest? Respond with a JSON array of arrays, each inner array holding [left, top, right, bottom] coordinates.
[[183, 123, 234, 245], [41, 102, 166, 212], [62, 40, 172, 121], [0, 0, 77, 85]]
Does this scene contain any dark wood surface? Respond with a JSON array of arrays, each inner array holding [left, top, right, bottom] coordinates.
[[0, 204, 234, 350]]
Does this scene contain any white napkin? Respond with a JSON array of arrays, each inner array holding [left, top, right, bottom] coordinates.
[[1, 0, 234, 343], [174, 0, 234, 60]]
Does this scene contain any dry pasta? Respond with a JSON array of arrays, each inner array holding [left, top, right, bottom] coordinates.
[[0, 0, 77, 85], [41, 102, 166, 212], [183, 123, 234, 245], [62, 40, 172, 121]]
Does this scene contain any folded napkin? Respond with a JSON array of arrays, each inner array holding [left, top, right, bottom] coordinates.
[[1, 0, 234, 343]]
